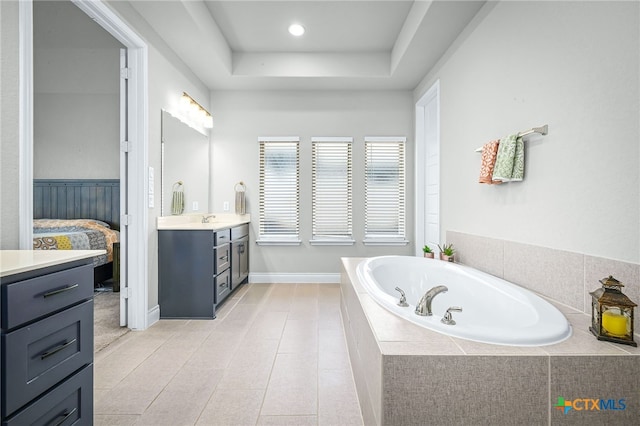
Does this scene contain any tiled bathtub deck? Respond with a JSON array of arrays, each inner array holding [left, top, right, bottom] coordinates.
[[94, 283, 363, 426], [341, 258, 640, 426]]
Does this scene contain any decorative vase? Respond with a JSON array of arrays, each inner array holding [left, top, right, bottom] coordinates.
[[440, 253, 454, 262], [423, 252, 434, 259]]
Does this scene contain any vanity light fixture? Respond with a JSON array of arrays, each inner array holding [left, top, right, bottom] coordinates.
[[288, 23, 305, 36], [180, 92, 213, 129]]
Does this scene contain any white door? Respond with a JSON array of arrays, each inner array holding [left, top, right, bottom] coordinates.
[[415, 81, 440, 255], [119, 48, 128, 327]]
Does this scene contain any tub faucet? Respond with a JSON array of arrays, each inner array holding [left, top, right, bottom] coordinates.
[[415, 285, 448, 316]]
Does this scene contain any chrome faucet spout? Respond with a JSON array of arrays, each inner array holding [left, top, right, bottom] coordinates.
[[202, 214, 216, 223], [415, 285, 448, 316]]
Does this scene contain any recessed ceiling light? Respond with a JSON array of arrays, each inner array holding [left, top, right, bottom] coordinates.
[[288, 23, 305, 37]]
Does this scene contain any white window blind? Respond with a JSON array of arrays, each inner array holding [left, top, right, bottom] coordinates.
[[258, 138, 300, 245], [364, 137, 408, 245], [311, 137, 354, 245]]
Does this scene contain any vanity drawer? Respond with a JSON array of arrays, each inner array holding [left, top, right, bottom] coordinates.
[[215, 244, 230, 273], [2, 264, 93, 330], [2, 299, 93, 417], [215, 269, 231, 304], [214, 230, 231, 246], [4, 363, 93, 426], [231, 224, 249, 240]]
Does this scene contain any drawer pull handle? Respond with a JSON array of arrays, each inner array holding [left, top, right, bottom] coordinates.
[[40, 338, 77, 360], [219, 256, 228, 262], [43, 284, 79, 298], [48, 407, 77, 426]]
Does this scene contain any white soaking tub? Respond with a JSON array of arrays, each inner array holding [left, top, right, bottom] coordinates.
[[356, 256, 572, 346]]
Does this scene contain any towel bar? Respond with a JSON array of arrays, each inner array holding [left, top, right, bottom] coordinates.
[[475, 125, 548, 152]]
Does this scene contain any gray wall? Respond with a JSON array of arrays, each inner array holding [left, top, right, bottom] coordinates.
[[34, 0, 122, 179], [210, 90, 414, 275], [415, 1, 640, 264], [0, 1, 20, 249], [106, 0, 211, 308]]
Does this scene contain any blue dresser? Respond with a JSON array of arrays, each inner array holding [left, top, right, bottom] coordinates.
[[1, 251, 98, 425]]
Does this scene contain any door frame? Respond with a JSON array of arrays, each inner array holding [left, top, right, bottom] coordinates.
[[414, 80, 441, 256], [18, 0, 150, 330]]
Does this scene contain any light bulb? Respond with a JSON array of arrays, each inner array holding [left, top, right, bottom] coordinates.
[[204, 115, 213, 129], [288, 24, 305, 36]]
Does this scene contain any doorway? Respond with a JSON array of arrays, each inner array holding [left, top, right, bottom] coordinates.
[[19, 0, 150, 330], [415, 80, 440, 256]]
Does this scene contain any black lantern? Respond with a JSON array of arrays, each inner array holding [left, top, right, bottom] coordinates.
[[589, 275, 637, 347]]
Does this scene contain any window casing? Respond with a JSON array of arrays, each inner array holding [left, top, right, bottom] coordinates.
[[311, 137, 353, 245], [257, 137, 300, 245], [364, 137, 408, 245]]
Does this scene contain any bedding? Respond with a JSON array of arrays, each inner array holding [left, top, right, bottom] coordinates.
[[33, 219, 120, 267]]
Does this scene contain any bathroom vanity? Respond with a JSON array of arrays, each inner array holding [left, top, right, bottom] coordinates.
[[0, 250, 103, 425], [157, 215, 250, 319]]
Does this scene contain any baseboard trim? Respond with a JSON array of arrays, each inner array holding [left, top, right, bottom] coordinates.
[[249, 273, 340, 284], [147, 304, 160, 328]]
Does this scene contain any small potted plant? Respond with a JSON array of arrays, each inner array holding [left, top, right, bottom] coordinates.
[[438, 243, 455, 262], [422, 245, 434, 259]]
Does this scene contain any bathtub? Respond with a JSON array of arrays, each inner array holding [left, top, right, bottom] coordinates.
[[356, 256, 572, 346]]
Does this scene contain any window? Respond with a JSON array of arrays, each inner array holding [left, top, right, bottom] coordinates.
[[364, 137, 408, 245], [257, 137, 300, 245], [311, 137, 354, 245]]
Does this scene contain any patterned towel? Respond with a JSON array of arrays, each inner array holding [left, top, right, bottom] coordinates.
[[492, 134, 524, 182], [479, 139, 502, 184]]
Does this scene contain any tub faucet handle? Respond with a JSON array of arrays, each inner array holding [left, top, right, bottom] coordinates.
[[441, 306, 463, 325], [394, 287, 409, 307]]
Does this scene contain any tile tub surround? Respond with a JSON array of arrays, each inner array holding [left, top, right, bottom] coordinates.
[[446, 231, 640, 341], [340, 258, 640, 426]]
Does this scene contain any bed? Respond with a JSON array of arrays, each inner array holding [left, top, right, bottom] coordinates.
[[33, 179, 121, 286]]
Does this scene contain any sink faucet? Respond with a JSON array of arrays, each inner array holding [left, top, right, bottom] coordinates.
[[415, 285, 448, 316], [202, 214, 216, 223]]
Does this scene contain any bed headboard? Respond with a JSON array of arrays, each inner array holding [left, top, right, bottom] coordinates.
[[34, 179, 121, 230]]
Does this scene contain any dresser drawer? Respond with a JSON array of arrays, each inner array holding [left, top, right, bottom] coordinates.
[[231, 224, 249, 240], [215, 244, 230, 273], [4, 363, 93, 426], [2, 300, 93, 417], [215, 269, 231, 304], [214, 230, 231, 246], [2, 264, 93, 330]]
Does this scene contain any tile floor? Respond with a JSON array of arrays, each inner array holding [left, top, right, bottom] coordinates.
[[93, 283, 364, 426]]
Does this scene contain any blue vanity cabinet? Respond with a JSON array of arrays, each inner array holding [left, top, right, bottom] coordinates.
[[214, 230, 232, 303], [1, 258, 94, 425], [230, 224, 249, 290], [158, 225, 249, 319], [158, 230, 218, 319]]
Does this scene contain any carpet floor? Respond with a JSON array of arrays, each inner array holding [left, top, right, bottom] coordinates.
[[94, 288, 129, 353]]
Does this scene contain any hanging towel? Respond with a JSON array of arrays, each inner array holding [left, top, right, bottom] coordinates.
[[492, 134, 524, 182], [235, 182, 246, 214], [171, 181, 185, 215], [478, 139, 502, 184], [511, 135, 525, 181]]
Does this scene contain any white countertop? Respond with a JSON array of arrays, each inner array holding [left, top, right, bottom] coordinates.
[[0, 250, 106, 277], [157, 213, 250, 231]]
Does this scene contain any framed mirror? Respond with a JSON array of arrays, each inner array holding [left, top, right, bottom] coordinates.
[[161, 110, 210, 216]]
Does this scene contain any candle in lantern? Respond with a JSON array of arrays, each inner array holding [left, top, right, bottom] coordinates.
[[602, 310, 627, 336]]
